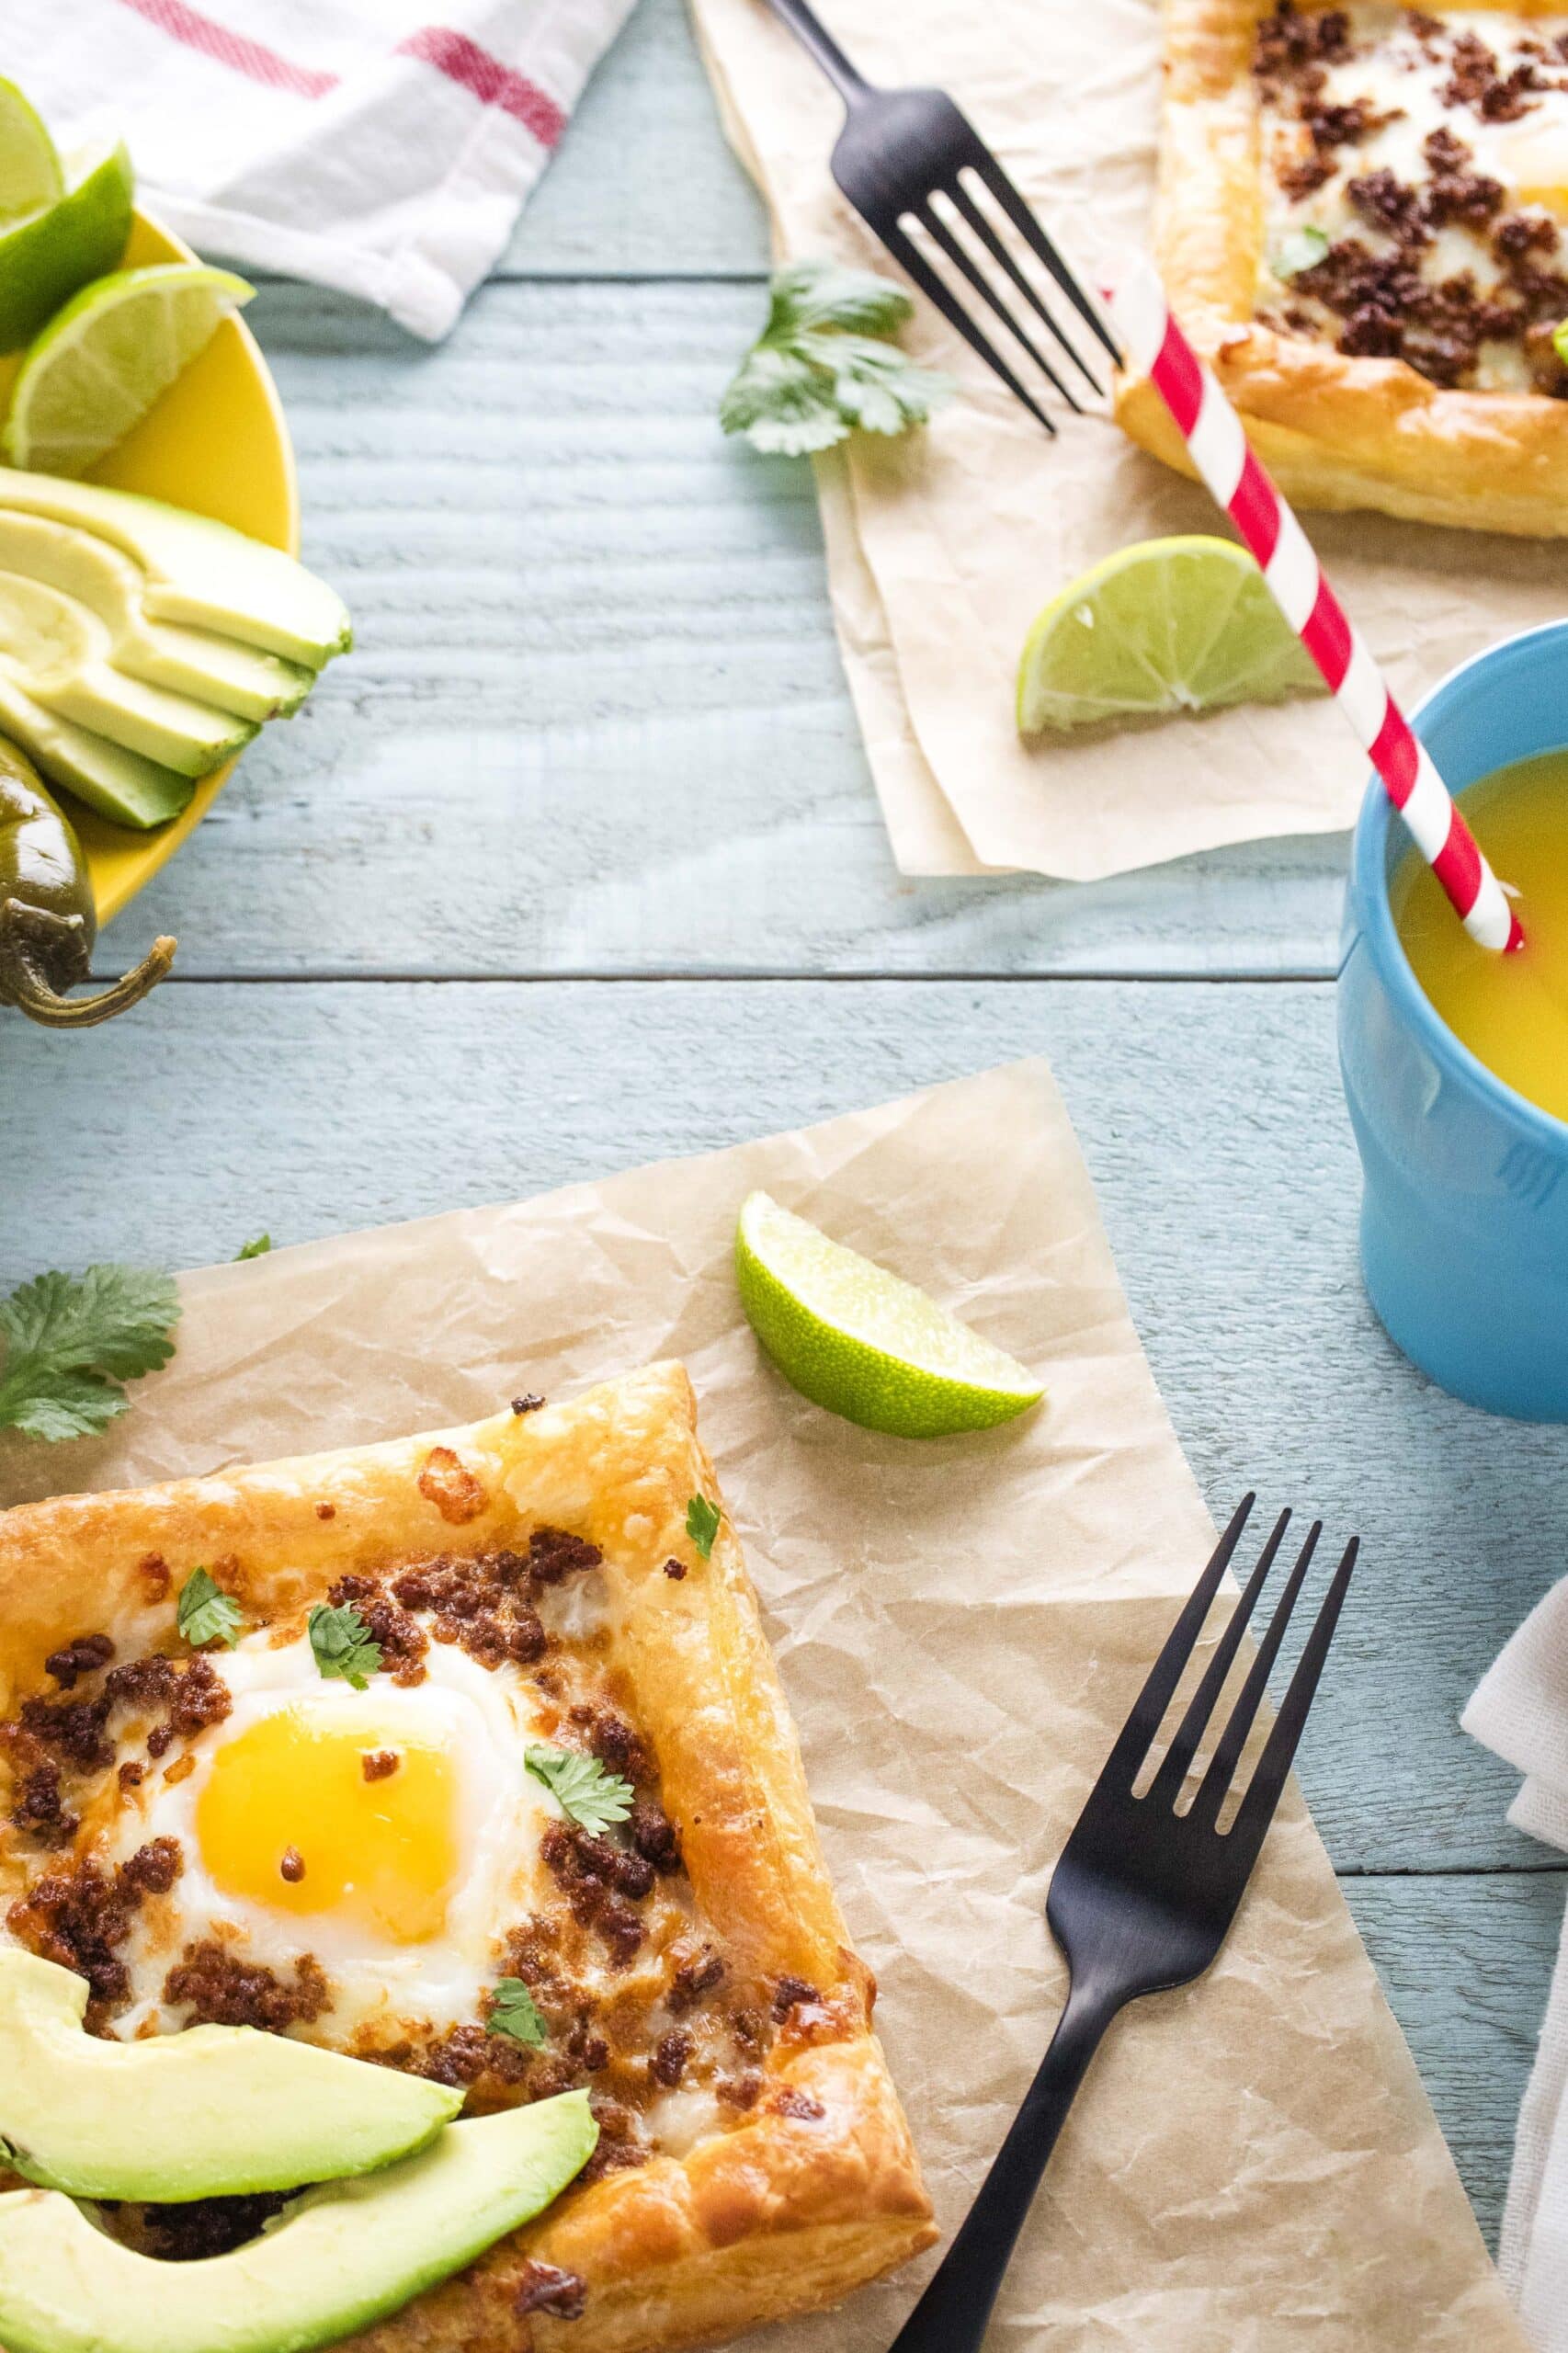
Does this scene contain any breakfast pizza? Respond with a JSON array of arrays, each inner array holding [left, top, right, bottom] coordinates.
[[0, 1362, 934, 2353], [1117, 0, 1568, 531]]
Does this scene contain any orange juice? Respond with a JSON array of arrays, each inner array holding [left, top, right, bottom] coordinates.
[[1392, 751, 1568, 1124]]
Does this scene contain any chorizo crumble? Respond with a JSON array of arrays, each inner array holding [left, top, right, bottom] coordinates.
[[1255, 4, 1568, 392], [514, 2260, 589, 2322]]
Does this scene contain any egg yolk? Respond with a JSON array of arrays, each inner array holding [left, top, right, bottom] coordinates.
[[194, 1707, 461, 1945]]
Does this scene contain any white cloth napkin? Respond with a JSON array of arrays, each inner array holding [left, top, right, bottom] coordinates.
[[4, 0, 637, 338], [1464, 1587, 1568, 2347]]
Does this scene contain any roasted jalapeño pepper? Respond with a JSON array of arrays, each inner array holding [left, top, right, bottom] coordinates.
[[0, 736, 175, 1029]]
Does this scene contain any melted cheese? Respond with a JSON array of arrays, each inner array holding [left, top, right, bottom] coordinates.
[[646, 2087, 726, 2157]]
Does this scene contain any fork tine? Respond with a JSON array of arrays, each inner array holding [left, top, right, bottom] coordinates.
[[1187, 1519, 1323, 1824], [1221, 1535, 1358, 1855], [873, 216, 1057, 434], [911, 199, 1085, 414], [963, 148, 1123, 367], [1096, 1495, 1256, 1791], [1144, 1508, 1291, 1808], [944, 177, 1103, 395]]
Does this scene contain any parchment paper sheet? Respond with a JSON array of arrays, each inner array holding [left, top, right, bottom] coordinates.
[[688, 0, 1568, 882], [0, 1064, 1524, 2348]]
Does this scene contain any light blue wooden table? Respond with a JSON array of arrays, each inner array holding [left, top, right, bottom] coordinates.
[[2, 0, 1562, 2253]]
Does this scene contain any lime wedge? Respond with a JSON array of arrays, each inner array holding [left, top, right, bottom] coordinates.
[[1016, 535, 1324, 735], [0, 143, 133, 355], [3, 261, 254, 476], [0, 81, 62, 222], [735, 1190, 1044, 1438]]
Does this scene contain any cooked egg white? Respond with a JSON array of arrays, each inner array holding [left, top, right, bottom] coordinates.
[[106, 1631, 558, 2045]]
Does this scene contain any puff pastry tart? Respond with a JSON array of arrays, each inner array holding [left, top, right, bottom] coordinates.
[[1118, 0, 1568, 532], [0, 1363, 934, 2350]]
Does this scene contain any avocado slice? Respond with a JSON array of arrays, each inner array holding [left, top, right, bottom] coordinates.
[[0, 570, 256, 776], [0, 1954, 465, 2202], [0, 511, 312, 721], [0, 2092, 597, 2353], [0, 471, 352, 667], [0, 675, 192, 826]]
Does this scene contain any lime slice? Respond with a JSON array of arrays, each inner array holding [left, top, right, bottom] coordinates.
[[735, 1190, 1044, 1438], [0, 143, 133, 356], [0, 81, 62, 222], [3, 261, 254, 476], [1016, 535, 1324, 735]]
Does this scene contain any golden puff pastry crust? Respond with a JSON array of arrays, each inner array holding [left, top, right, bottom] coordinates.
[[1116, 0, 1568, 535], [0, 1363, 935, 2350]]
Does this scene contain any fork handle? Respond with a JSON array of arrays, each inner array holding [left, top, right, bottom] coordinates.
[[886, 1981, 1121, 2353], [758, 0, 871, 102]]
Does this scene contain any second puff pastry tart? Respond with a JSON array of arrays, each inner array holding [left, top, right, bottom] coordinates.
[[1118, 0, 1568, 532]]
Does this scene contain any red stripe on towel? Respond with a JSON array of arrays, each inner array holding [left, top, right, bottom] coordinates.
[[396, 27, 565, 146], [110, 0, 340, 97]]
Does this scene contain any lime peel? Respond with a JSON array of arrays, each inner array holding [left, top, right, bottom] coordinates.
[[3, 261, 254, 477], [735, 1190, 1044, 1439], [0, 142, 133, 357]]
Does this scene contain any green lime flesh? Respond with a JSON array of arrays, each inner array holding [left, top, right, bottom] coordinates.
[[0, 82, 63, 222], [1016, 534, 1324, 736], [735, 1190, 1044, 1438]]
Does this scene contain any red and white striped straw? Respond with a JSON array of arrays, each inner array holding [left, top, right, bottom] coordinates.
[[1106, 256, 1522, 955]]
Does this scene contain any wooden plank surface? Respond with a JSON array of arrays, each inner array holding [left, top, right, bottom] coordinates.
[[93, 278, 1350, 986], [499, 0, 770, 277], [1346, 1872, 1560, 2247], [3, 978, 1558, 2244], [4, 979, 1556, 1881]]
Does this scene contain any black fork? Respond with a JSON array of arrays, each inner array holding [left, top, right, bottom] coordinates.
[[887, 1495, 1358, 2353], [759, 0, 1119, 430]]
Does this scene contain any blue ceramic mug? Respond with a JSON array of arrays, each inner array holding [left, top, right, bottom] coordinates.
[[1339, 620, 1568, 1421]]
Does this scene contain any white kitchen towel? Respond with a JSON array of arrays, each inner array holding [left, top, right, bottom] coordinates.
[[1464, 1586, 1568, 2347], [4, 0, 638, 338]]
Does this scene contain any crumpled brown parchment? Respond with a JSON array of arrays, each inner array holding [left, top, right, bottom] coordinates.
[[687, 0, 1568, 882], [0, 1063, 1525, 2348]]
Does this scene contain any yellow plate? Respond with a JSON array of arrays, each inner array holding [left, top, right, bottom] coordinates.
[[0, 210, 300, 926]]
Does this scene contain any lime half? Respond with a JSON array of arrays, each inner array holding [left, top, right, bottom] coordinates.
[[0, 80, 62, 222], [0, 142, 134, 355], [1016, 535, 1324, 735], [735, 1190, 1044, 1438], [3, 261, 254, 475]]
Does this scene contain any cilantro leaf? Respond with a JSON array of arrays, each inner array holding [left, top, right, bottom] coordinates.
[[686, 1495, 721, 1560], [1273, 225, 1329, 281], [234, 1234, 272, 1261], [721, 257, 954, 457], [488, 1977, 549, 2046], [1554, 319, 1568, 367], [177, 1567, 244, 1651], [525, 1745, 634, 1837], [769, 259, 915, 338], [0, 1266, 179, 1443], [308, 1602, 382, 1691]]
